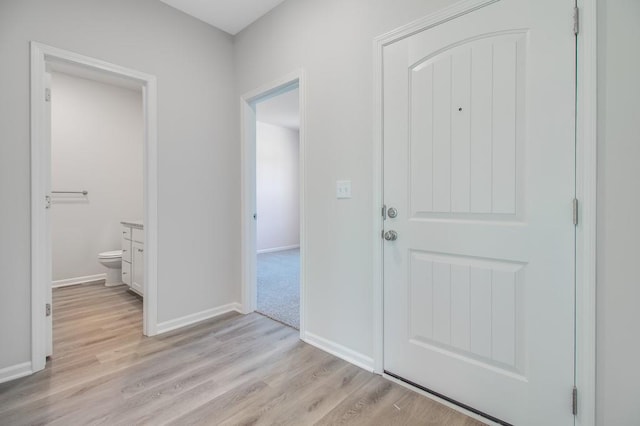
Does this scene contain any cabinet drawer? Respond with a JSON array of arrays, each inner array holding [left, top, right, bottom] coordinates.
[[132, 228, 144, 243], [122, 260, 132, 285], [122, 226, 132, 241], [121, 238, 132, 263]]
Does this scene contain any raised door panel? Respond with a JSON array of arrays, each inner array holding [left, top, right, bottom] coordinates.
[[410, 33, 525, 219], [409, 251, 524, 373]]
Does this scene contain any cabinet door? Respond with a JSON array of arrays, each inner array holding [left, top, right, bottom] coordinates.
[[132, 241, 144, 295], [122, 260, 132, 286], [122, 233, 132, 263]]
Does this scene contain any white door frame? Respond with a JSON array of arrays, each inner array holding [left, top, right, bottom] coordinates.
[[30, 42, 159, 373], [372, 1, 597, 425], [240, 69, 306, 337]]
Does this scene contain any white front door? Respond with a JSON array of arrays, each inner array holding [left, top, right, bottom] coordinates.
[[382, 1, 576, 424]]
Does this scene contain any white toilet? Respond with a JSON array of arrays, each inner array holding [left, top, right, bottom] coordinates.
[[98, 250, 123, 286]]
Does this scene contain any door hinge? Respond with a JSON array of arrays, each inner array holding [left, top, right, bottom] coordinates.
[[45, 88, 51, 102], [572, 198, 579, 225], [382, 204, 387, 220], [46, 303, 51, 317], [573, 6, 579, 36], [572, 385, 578, 415]]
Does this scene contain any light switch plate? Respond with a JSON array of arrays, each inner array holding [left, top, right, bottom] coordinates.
[[336, 180, 352, 199]]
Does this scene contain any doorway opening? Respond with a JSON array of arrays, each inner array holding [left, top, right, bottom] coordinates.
[[240, 70, 306, 336], [255, 88, 301, 329], [47, 64, 145, 357], [30, 42, 158, 373]]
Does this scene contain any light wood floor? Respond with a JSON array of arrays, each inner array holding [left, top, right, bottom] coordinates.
[[0, 283, 484, 425]]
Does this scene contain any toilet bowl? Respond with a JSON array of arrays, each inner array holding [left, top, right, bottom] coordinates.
[[98, 250, 123, 287]]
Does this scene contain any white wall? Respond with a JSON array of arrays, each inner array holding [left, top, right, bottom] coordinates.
[[256, 122, 300, 252], [0, 0, 238, 372], [234, 0, 456, 365], [51, 72, 143, 283], [596, 0, 640, 424]]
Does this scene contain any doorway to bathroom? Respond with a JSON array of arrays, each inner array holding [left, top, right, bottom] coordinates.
[[49, 67, 143, 288], [30, 43, 159, 373], [240, 71, 306, 335], [48, 65, 145, 354]]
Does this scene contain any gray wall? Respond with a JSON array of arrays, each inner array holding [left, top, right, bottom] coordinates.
[[0, 0, 239, 370], [234, 0, 456, 363], [597, 0, 640, 424]]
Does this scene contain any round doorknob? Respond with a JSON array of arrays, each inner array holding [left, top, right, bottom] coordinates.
[[384, 230, 398, 241]]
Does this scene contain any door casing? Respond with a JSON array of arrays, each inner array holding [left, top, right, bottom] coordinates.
[[372, 0, 597, 424], [30, 42, 159, 373]]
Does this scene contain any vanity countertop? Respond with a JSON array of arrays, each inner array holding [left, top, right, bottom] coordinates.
[[121, 220, 143, 229]]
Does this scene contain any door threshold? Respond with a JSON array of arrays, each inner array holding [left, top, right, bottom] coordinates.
[[384, 370, 512, 426]]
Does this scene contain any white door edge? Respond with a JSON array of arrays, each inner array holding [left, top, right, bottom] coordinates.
[[371, 1, 597, 424], [574, 0, 598, 425], [30, 42, 160, 373], [239, 69, 307, 339]]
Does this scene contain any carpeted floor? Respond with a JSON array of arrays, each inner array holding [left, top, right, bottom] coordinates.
[[256, 248, 300, 329]]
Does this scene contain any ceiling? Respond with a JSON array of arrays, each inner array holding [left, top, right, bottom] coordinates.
[[158, 0, 287, 35], [256, 88, 299, 130]]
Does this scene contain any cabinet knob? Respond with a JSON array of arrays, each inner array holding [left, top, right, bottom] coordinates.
[[137, 248, 144, 253]]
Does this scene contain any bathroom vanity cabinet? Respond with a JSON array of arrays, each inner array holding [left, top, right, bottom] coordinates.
[[121, 221, 144, 296]]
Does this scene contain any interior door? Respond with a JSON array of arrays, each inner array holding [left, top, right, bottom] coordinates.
[[382, 1, 576, 424]]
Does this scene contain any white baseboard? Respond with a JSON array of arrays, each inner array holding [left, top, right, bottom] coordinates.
[[257, 244, 300, 254], [0, 362, 33, 384], [52, 273, 106, 288], [156, 303, 243, 334], [302, 331, 375, 372]]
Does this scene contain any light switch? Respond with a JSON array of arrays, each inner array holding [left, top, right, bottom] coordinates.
[[336, 180, 352, 199]]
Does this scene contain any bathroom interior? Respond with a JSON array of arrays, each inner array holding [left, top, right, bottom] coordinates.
[[50, 64, 145, 344]]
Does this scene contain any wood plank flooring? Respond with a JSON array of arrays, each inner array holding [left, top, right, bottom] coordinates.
[[0, 283, 484, 425]]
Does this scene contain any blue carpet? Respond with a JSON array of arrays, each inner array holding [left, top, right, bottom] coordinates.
[[256, 248, 300, 329]]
